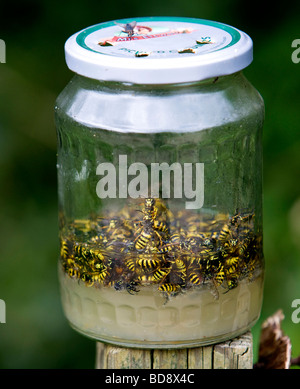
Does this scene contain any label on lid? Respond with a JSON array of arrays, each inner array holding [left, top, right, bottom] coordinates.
[[79, 19, 238, 57], [65, 17, 253, 84]]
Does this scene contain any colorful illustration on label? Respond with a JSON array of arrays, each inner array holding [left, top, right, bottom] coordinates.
[[98, 21, 196, 46]]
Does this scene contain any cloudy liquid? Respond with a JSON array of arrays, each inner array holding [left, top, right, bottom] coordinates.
[[59, 264, 263, 348]]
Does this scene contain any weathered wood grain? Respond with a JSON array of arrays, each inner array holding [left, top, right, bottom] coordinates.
[[95, 331, 253, 369]]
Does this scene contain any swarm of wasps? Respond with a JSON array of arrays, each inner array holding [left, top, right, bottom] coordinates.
[[60, 198, 263, 299]]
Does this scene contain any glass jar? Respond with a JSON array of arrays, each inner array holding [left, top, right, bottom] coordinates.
[[55, 17, 264, 348]]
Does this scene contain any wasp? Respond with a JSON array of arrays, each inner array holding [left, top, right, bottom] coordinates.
[[244, 256, 259, 280], [80, 273, 95, 287], [143, 198, 157, 220], [106, 256, 126, 281], [109, 220, 134, 242], [105, 239, 131, 255], [89, 234, 107, 246], [66, 267, 81, 280], [218, 223, 232, 242], [222, 239, 238, 259], [88, 247, 108, 265], [186, 223, 198, 236], [60, 238, 70, 260], [82, 268, 109, 286], [171, 258, 186, 278], [168, 257, 187, 286], [224, 256, 239, 276], [188, 271, 202, 286], [151, 267, 171, 283], [214, 265, 225, 287], [200, 251, 223, 282], [153, 220, 169, 234], [158, 283, 181, 295], [86, 260, 104, 273], [138, 267, 170, 285], [238, 236, 253, 259], [198, 247, 214, 265], [224, 264, 240, 291], [136, 274, 152, 284], [155, 198, 174, 222], [103, 219, 121, 235], [114, 279, 140, 294], [230, 211, 254, 226], [210, 231, 219, 241], [186, 236, 201, 250], [135, 198, 166, 249], [72, 219, 94, 234], [158, 243, 173, 256], [62, 254, 77, 269], [158, 232, 185, 255], [185, 254, 200, 268], [73, 243, 90, 260], [125, 258, 137, 272], [135, 229, 153, 251], [201, 248, 220, 270], [202, 236, 216, 249], [226, 277, 238, 291], [96, 267, 110, 282], [170, 233, 182, 245], [125, 280, 140, 294], [136, 255, 161, 272]]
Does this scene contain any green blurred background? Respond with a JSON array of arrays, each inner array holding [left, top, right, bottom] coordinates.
[[0, 0, 299, 369]]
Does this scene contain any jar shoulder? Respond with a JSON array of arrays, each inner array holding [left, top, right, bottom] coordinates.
[[55, 73, 264, 133]]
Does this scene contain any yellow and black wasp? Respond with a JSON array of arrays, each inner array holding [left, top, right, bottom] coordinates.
[[214, 265, 225, 287], [134, 198, 168, 250], [230, 211, 254, 227], [135, 229, 153, 251], [188, 271, 202, 286], [151, 267, 171, 283], [81, 267, 109, 287], [67, 267, 81, 280], [218, 223, 232, 243], [73, 243, 90, 260], [136, 252, 163, 272], [224, 256, 239, 275], [158, 283, 181, 296], [60, 238, 70, 260], [145, 199, 168, 237], [125, 257, 137, 272], [114, 279, 140, 294], [168, 257, 187, 286]]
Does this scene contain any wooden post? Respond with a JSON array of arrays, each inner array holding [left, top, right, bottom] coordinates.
[[95, 330, 253, 369]]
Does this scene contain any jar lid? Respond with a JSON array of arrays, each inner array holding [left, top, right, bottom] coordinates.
[[65, 16, 253, 84]]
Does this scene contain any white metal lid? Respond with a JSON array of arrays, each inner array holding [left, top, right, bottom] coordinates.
[[65, 17, 253, 84]]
